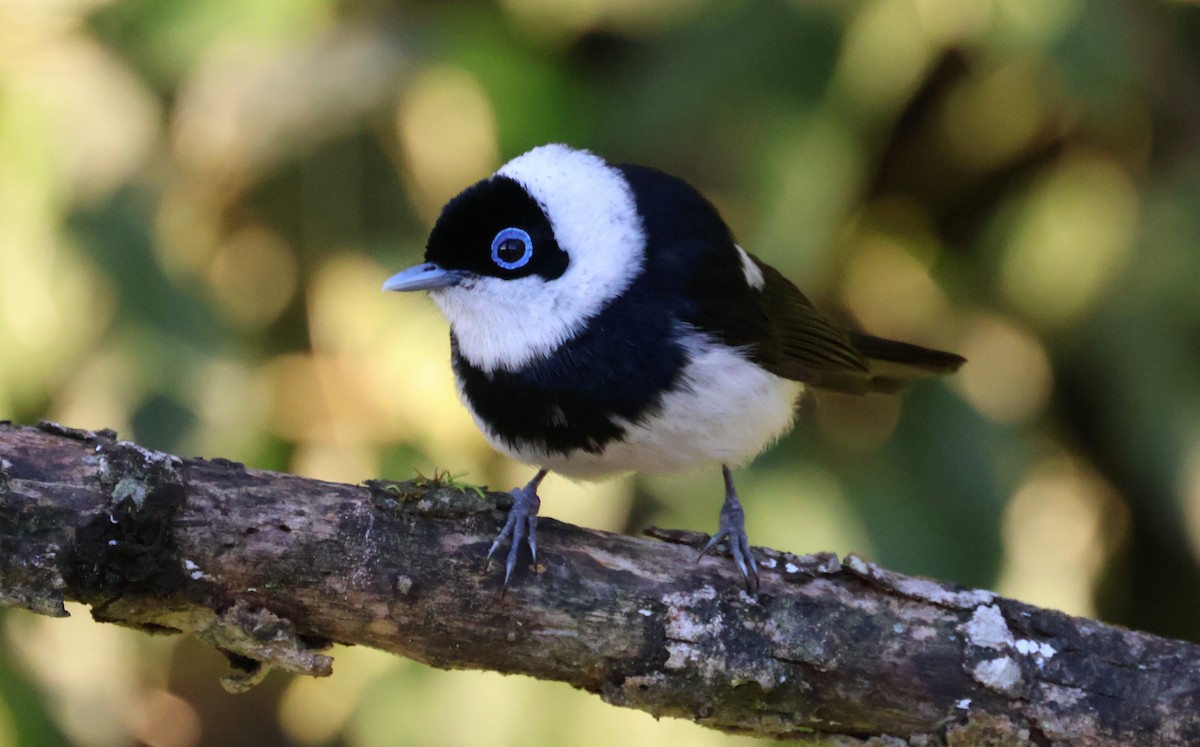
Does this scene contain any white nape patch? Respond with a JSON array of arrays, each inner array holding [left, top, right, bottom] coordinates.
[[735, 246, 765, 290], [482, 332, 803, 478], [434, 144, 646, 373]]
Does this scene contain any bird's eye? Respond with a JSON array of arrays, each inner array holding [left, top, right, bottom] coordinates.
[[490, 227, 533, 270]]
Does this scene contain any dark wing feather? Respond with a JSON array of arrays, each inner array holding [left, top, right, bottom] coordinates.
[[615, 164, 963, 394], [747, 259, 875, 392], [844, 331, 966, 393], [728, 254, 964, 395]]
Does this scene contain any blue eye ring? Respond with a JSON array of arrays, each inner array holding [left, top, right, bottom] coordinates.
[[490, 227, 533, 270]]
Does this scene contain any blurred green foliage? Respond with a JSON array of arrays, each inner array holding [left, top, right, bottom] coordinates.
[[2, 0, 1200, 745]]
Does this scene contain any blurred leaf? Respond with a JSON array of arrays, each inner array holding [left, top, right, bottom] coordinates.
[[89, 0, 333, 90]]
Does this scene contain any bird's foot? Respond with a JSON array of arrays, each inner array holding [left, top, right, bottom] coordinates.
[[698, 466, 760, 592], [485, 470, 547, 593]]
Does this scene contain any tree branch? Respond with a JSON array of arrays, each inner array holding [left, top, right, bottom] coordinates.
[[1, 421, 1197, 745]]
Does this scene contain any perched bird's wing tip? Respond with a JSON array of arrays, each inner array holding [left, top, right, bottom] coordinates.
[[848, 332, 965, 374]]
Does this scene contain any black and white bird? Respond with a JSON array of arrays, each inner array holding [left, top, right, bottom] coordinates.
[[383, 144, 964, 591]]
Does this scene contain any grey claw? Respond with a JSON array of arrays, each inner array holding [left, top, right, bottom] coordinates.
[[698, 466, 761, 593], [485, 514, 517, 570], [697, 530, 759, 592], [731, 532, 760, 592], [502, 503, 536, 591], [486, 470, 546, 593], [697, 531, 728, 561]]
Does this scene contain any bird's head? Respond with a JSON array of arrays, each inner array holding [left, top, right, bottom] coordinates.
[[383, 144, 647, 373]]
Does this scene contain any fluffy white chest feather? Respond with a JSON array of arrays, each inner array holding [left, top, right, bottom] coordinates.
[[457, 334, 804, 479]]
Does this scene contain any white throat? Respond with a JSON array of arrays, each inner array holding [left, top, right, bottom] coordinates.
[[432, 144, 647, 373]]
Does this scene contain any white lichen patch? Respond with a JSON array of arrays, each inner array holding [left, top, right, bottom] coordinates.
[[1014, 638, 1056, 657], [638, 608, 652, 617], [1014, 638, 1057, 668], [813, 554, 841, 574], [844, 554, 995, 609], [760, 557, 777, 569], [662, 587, 723, 672], [1037, 680, 1085, 708], [971, 656, 1023, 696], [0, 457, 12, 471], [892, 576, 994, 609], [182, 558, 212, 581], [784, 562, 800, 574], [119, 440, 183, 470], [844, 554, 870, 575], [962, 604, 1014, 650], [958, 603, 1058, 687], [956, 698, 972, 710], [663, 587, 720, 642], [664, 638, 697, 669]]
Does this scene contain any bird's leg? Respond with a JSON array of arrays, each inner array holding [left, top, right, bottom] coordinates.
[[698, 465, 760, 592], [485, 468, 548, 592]]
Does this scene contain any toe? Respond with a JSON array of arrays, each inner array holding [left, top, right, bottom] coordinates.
[[526, 516, 539, 565], [697, 530, 728, 562], [503, 542, 521, 591], [484, 510, 519, 569], [487, 474, 546, 590]]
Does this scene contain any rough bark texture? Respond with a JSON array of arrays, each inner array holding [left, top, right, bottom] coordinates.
[[1, 421, 1198, 745]]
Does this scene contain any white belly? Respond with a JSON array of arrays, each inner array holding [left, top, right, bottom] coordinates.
[[471, 338, 804, 479]]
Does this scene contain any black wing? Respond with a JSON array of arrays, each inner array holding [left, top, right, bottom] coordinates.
[[617, 164, 963, 394], [748, 254, 965, 393], [745, 258, 874, 391]]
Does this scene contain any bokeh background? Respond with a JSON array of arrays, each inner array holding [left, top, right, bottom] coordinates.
[[2, 0, 1199, 744]]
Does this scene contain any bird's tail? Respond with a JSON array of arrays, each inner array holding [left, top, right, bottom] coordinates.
[[847, 331, 965, 394]]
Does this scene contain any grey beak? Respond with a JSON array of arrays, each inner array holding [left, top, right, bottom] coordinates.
[[382, 263, 465, 292]]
